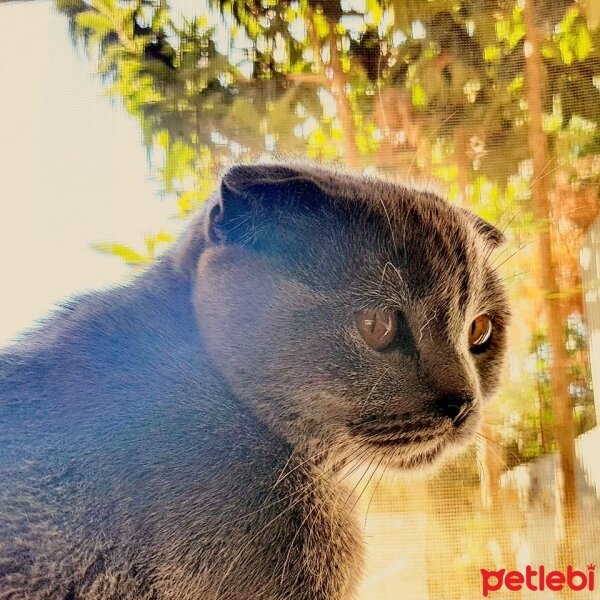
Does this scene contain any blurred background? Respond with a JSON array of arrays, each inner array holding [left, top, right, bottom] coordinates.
[[1, 0, 600, 597]]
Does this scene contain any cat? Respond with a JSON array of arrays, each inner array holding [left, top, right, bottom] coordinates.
[[0, 162, 509, 599]]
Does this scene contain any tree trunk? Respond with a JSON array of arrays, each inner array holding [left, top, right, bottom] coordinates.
[[454, 126, 469, 207], [328, 31, 361, 168], [303, 14, 360, 168], [523, 0, 578, 568]]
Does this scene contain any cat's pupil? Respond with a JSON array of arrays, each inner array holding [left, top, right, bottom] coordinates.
[[468, 314, 493, 349], [356, 309, 398, 351]]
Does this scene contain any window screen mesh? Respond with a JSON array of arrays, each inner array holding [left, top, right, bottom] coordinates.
[[4, 0, 600, 597]]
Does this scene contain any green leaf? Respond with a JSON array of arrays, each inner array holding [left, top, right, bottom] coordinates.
[[92, 242, 148, 265], [162, 140, 196, 192], [576, 24, 592, 60], [411, 82, 427, 107], [144, 231, 175, 258], [75, 11, 115, 38]]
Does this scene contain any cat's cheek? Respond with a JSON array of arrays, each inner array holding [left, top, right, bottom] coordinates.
[[190, 246, 332, 407], [191, 246, 278, 392], [476, 354, 507, 401], [474, 327, 509, 396]]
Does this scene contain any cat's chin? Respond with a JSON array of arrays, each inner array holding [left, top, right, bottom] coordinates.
[[333, 437, 452, 492], [341, 410, 481, 475], [385, 437, 470, 475], [368, 439, 450, 473], [350, 425, 476, 476]]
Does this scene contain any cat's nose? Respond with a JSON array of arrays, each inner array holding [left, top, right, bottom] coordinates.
[[437, 392, 476, 426]]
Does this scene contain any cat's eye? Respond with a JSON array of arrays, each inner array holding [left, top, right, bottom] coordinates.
[[356, 309, 398, 351], [468, 314, 493, 351]]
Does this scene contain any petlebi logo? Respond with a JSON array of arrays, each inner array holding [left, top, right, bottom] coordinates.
[[481, 564, 596, 596]]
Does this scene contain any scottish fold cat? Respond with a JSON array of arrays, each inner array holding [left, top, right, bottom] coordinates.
[[0, 163, 508, 599]]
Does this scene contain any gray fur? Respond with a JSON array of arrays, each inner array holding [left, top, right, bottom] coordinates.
[[0, 162, 509, 599]]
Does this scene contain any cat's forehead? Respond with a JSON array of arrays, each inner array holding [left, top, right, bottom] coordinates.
[[205, 163, 504, 317], [311, 167, 471, 241], [331, 175, 479, 264], [323, 174, 497, 314]]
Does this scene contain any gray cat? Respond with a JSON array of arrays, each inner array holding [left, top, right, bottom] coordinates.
[[0, 163, 509, 599]]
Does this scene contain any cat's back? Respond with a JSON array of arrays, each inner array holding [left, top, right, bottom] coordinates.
[[0, 261, 206, 596], [0, 255, 308, 599]]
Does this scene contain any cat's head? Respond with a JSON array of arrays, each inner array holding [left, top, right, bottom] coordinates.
[[177, 162, 510, 471]]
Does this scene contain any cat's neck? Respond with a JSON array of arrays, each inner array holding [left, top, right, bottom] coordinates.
[[0, 258, 218, 416]]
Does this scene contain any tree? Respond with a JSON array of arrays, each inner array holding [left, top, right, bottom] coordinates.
[[55, 0, 600, 578]]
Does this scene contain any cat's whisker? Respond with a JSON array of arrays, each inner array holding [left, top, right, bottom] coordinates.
[[487, 242, 521, 268], [498, 207, 524, 235], [360, 368, 391, 418], [349, 452, 390, 516], [474, 431, 514, 467], [212, 443, 377, 597], [279, 501, 320, 585], [418, 306, 438, 343], [268, 444, 299, 499], [477, 427, 521, 462], [528, 156, 559, 189], [491, 241, 535, 273], [206, 440, 366, 541], [340, 451, 380, 511], [380, 261, 403, 285], [406, 110, 459, 179], [362, 448, 393, 534], [499, 269, 535, 283], [377, 197, 399, 265], [492, 206, 522, 236], [263, 423, 378, 502]]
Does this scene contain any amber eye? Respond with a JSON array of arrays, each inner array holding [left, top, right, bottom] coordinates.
[[468, 314, 493, 350], [356, 309, 398, 351]]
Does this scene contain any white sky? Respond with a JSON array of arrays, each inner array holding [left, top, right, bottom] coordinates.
[[0, 0, 177, 346]]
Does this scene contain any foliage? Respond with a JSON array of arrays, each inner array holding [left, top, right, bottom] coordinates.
[[55, 0, 600, 462]]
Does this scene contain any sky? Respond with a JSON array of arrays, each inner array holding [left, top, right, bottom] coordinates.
[[0, 0, 177, 346]]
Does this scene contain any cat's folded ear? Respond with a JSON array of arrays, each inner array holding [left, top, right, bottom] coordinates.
[[459, 208, 506, 248], [173, 163, 331, 276], [212, 163, 330, 243]]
